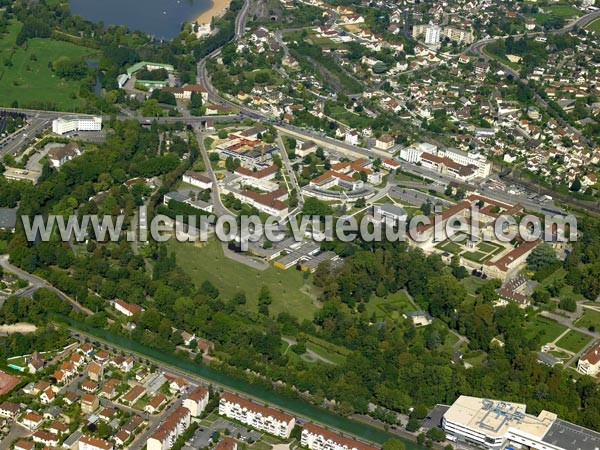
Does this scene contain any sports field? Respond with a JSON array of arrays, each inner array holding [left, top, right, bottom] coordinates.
[[0, 21, 98, 110]]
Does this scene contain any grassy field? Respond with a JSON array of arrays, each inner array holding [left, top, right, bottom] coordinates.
[[460, 276, 488, 298], [586, 18, 600, 33], [555, 330, 593, 353], [462, 251, 489, 264], [0, 20, 97, 110], [166, 239, 319, 321], [574, 308, 600, 330], [0, 240, 7, 253], [305, 335, 349, 365], [523, 316, 568, 344]]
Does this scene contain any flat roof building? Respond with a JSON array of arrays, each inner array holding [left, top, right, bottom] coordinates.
[[442, 395, 600, 450]]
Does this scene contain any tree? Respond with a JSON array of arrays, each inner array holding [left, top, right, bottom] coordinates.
[[426, 428, 445, 442], [526, 243, 557, 272], [570, 176, 582, 192], [218, 129, 229, 139], [383, 439, 406, 450], [302, 197, 333, 217]]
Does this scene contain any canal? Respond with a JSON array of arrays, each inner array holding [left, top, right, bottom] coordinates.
[[63, 318, 424, 450]]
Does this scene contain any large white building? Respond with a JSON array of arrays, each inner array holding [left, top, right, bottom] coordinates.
[[301, 423, 378, 450], [399, 142, 437, 163], [219, 393, 295, 439], [442, 395, 600, 450], [52, 116, 102, 135], [147, 406, 191, 450], [425, 23, 442, 45], [438, 148, 492, 178], [577, 341, 600, 376], [183, 385, 209, 417]]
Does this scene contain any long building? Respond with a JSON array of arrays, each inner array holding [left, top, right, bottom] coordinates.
[[52, 116, 102, 135], [301, 423, 379, 450], [147, 406, 191, 450], [219, 393, 295, 438], [442, 395, 600, 450]]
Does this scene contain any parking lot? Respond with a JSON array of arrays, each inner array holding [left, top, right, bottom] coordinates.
[[184, 418, 262, 450]]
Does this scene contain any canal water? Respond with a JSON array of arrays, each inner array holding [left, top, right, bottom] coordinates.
[[65, 318, 424, 449]]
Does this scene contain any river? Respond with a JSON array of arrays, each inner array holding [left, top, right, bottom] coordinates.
[[68, 0, 212, 39], [64, 318, 424, 450]]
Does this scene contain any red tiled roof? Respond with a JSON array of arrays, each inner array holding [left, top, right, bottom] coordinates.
[[302, 424, 379, 450], [220, 393, 293, 424]]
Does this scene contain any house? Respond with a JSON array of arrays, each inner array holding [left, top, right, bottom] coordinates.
[[112, 355, 134, 372], [216, 437, 238, 450], [375, 135, 395, 150], [48, 142, 82, 168], [345, 130, 359, 145], [183, 385, 209, 417], [219, 393, 295, 438], [21, 412, 44, 430], [0, 207, 17, 232], [577, 341, 600, 377], [123, 385, 146, 405], [114, 299, 143, 317], [88, 361, 103, 382], [183, 171, 213, 190], [295, 140, 318, 157], [403, 310, 433, 326], [81, 393, 99, 414], [0, 401, 19, 419], [94, 350, 109, 363], [99, 407, 117, 422], [14, 440, 34, 450], [301, 424, 378, 450], [79, 343, 94, 357], [40, 386, 55, 404], [81, 380, 98, 393], [145, 393, 167, 414], [382, 159, 400, 171], [169, 377, 186, 394], [99, 379, 120, 399], [32, 430, 59, 447], [50, 421, 70, 436], [27, 351, 45, 374], [79, 435, 114, 450], [64, 391, 78, 405], [147, 406, 191, 450]]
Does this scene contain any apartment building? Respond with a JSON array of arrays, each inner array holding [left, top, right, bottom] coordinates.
[[183, 385, 209, 417], [301, 423, 378, 450], [219, 393, 295, 438], [147, 406, 191, 450]]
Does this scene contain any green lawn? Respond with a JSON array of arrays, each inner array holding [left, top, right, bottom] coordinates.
[[536, 268, 585, 302], [166, 239, 319, 321], [460, 276, 488, 297], [364, 290, 415, 321], [0, 240, 7, 253], [462, 251, 489, 263], [0, 21, 98, 110], [574, 308, 600, 330], [435, 240, 462, 255], [523, 316, 568, 344], [555, 330, 593, 353], [586, 18, 600, 33]]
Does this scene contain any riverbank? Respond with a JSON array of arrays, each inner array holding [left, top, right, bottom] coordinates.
[[195, 0, 232, 24]]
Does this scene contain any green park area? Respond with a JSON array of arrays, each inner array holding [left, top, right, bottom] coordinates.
[[522, 316, 568, 345], [166, 238, 319, 321], [0, 21, 98, 110], [528, 4, 581, 25], [364, 289, 416, 322], [435, 236, 505, 264], [574, 308, 600, 330], [555, 330, 593, 354], [586, 18, 600, 33]]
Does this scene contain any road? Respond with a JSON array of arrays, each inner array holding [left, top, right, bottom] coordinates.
[[0, 255, 93, 315]]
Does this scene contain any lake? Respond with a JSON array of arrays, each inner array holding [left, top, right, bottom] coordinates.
[[68, 0, 212, 39]]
